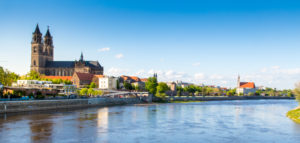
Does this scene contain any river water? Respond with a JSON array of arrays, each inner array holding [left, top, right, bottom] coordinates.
[[0, 99, 299, 143]]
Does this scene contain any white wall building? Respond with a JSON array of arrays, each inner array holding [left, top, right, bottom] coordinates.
[[97, 76, 118, 90]]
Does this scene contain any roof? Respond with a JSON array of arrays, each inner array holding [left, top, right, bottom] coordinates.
[[74, 72, 94, 81], [43, 76, 72, 81], [93, 75, 105, 78], [46, 61, 75, 68], [140, 78, 148, 82], [45, 28, 52, 37], [33, 24, 41, 34], [240, 82, 255, 88], [120, 75, 141, 82]]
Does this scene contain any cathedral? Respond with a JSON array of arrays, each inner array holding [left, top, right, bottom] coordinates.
[[30, 24, 104, 76]]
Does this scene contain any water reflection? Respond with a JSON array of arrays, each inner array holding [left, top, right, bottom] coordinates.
[[0, 100, 299, 143], [29, 114, 53, 143]]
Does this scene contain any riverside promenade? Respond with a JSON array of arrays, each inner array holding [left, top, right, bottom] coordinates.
[[0, 92, 152, 114]]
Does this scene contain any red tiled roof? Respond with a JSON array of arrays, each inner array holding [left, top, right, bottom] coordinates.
[[120, 75, 141, 82], [43, 76, 72, 81], [140, 78, 148, 82], [240, 82, 255, 88], [93, 75, 105, 78], [75, 72, 94, 81]]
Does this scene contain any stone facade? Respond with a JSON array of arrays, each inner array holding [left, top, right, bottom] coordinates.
[[30, 24, 104, 76]]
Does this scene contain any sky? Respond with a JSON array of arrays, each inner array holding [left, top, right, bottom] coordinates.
[[1, 0, 300, 89]]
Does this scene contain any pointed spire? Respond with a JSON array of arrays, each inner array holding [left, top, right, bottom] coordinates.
[[80, 52, 84, 61], [33, 24, 41, 35], [45, 26, 52, 37]]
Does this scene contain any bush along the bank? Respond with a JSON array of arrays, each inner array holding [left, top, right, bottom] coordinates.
[[287, 82, 300, 123], [287, 109, 300, 123]]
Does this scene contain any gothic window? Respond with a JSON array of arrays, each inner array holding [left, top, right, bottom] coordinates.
[[34, 47, 36, 53], [33, 60, 36, 66]]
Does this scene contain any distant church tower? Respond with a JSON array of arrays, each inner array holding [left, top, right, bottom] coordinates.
[[237, 75, 240, 88], [30, 24, 54, 74]]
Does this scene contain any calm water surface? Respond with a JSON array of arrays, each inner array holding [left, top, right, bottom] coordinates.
[[0, 100, 299, 143]]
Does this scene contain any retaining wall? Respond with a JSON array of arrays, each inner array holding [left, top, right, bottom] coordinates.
[[0, 97, 142, 114]]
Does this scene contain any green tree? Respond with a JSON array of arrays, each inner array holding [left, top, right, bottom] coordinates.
[[123, 81, 133, 90], [80, 88, 88, 96], [145, 77, 158, 95], [88, 88, 94, 96], [156, 82, 169, 99], [116, 80, 120, 90], [89, 82, 96, 88], [293, 82, 300, 104], [0, 66, 20, 86], [24, 70, 41, 80]]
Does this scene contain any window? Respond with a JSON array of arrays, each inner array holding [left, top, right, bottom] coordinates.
[[34, 47, 37, 53], [33, 60, 36, 66]]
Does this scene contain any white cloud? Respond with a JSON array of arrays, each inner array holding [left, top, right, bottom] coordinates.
[[106, 67, 129, 76], [194, 73, 205, 79], [192, 62, 201, 67], [115, 54, 124, 59], [98, 47, 110, 52]]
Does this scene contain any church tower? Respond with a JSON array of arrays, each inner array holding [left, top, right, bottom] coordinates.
[[31, 24, 46, 74], [237, 75, 240, 88], [44, 26, 54, 62]]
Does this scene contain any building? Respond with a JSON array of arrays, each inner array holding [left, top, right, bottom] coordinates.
[[175, 81, 193, 88], [93, 75, 118, 90], [119, 75, 147, 90], [236, 75, 256, 95], [30, 24, 104, 76], [11, 80, 76, 95], [167, 82, 177, 91], [71, 72, 95, 88]]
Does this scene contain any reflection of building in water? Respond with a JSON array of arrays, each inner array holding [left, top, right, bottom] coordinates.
[[29, 115, 53, 143], [97, 108, 109, 131], [96, 108, 109, 142]]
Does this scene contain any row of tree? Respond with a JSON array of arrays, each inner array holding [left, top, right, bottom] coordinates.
[[0, 66, 20, 86]]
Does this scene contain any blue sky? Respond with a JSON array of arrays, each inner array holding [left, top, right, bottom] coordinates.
[[1, 0, 300, 89]]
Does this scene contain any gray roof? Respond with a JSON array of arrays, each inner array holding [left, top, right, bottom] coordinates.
[[46, 61, 102, 68], [46, 61, 75, 68]]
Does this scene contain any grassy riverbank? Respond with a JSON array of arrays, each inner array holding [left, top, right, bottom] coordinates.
[[287, 108, 300, 124]]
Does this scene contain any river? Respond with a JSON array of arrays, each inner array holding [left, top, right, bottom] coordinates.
[[0, 99, 299, 143]]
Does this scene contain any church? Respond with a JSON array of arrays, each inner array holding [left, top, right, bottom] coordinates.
[[30, 24, 104, 76]]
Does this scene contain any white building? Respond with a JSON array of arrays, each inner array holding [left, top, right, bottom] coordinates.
[[0, 82, 3, 89], [13, 80, 52, 87], [96, 76, 118, 90], [236, 75, 256, 95]]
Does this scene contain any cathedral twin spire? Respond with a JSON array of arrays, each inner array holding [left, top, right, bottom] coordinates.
[[32, 24, 52, 46]]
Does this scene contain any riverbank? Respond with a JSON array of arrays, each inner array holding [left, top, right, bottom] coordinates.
[[0, 97, 143, 114], [287, 107, 300, 123], [166, 96, 294, 102]]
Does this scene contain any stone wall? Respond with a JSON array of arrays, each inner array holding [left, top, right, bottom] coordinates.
[[0, 97, 142, 114]]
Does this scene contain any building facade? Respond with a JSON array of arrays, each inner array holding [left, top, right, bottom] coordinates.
[[30, 24, 104, 76], [236, 75, 256, 95], [94, 75, 118, 90]]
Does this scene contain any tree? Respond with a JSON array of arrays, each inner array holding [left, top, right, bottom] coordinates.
[[24, 70, 41, 80], [293, 82, 300, 104], [80, 88, 88, 96], [116, 80, 120, 90], [123, 81, 133, 90], [0, 66, 20, 86], [88, 88, 94, 96], [89, 82, 96, 88], [145, 77, 158, 95]]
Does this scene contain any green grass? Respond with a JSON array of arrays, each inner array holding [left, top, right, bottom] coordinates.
[[287, 108, 300, 124]]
